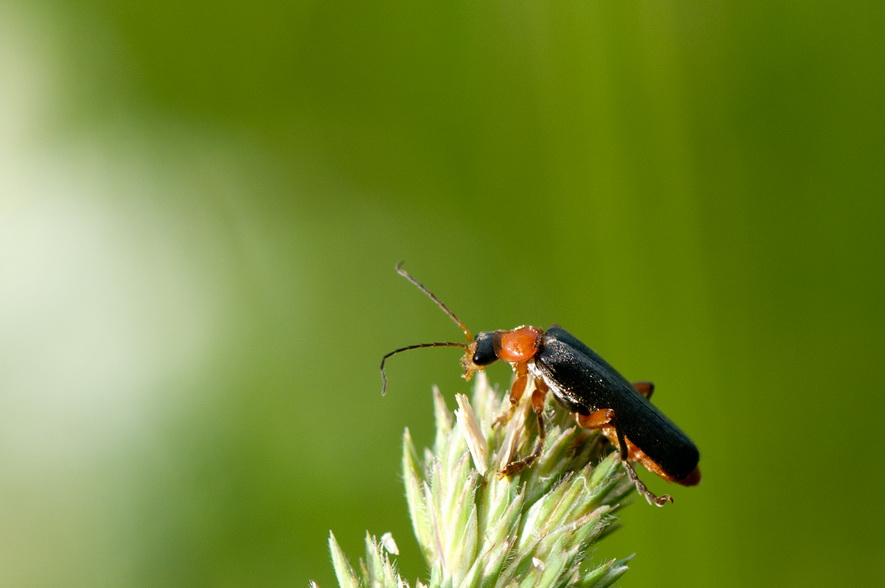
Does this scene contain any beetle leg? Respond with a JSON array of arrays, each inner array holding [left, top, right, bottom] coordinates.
[[632, 381, 654, 399], [499, 377, 549, 477], [576, 409, 673, 507], [614, 428, 674, 507], [493, 362, 530, 428], [493, 373, 527, 428], [575, 408, 615, 430]]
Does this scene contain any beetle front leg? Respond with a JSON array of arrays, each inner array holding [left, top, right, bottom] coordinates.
[[499, 377, 549, 477], [493, 373, 527, 428], [493, 361, 533, 428], [576, 409, 673, 507]]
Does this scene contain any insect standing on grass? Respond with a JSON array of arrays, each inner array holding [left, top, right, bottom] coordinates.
[[380, 263, 701, 506]]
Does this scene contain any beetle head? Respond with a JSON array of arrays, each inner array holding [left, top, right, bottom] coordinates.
[[461, 331, 498, 379], [383, 265, 542, 392], [461, 327, 543, 380]]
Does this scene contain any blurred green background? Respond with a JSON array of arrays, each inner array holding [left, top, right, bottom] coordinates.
[[2, 1, 883, 586]]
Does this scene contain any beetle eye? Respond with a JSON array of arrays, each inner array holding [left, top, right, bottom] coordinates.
[[471, 332, 498, 366]]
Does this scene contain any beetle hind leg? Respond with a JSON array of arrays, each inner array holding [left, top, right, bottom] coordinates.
[[620, 459, 673, 507], [576, 409, 673, 507]]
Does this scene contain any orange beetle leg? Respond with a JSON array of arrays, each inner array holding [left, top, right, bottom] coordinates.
[[577, 408, 673, 507], [499, 376, 549, 477]]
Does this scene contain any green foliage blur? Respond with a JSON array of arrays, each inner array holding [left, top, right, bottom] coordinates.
[[2, 1, 883, 586]]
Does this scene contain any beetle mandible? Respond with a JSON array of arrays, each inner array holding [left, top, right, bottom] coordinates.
[[380, 263, 701, 506]]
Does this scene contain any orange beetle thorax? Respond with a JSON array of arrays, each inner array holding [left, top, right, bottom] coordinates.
[[495, 326, 542, 363]]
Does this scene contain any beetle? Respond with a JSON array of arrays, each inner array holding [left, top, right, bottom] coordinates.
[[380, 263, 700, 506]]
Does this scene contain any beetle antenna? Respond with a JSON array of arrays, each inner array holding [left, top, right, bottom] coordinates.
[[396, 262, 473, 342], [380, 342, 468, 395]]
